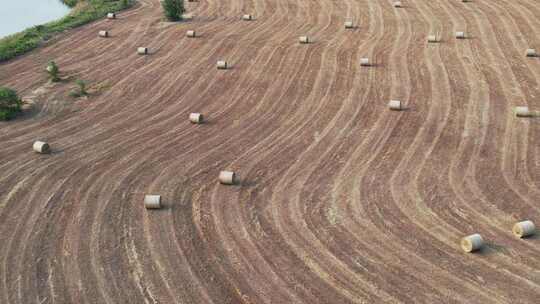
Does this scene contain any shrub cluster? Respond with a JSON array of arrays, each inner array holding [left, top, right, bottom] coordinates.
[[0, 87, 22, 121], [47, 61, 61, 82], [70, 79, 89, 97], [162, 0, 185, 22]]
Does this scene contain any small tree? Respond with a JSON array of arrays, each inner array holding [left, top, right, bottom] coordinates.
[[162, 0, 185, 21], [46, 60, 60, 82], [0, 87, 22, 120], [70, 79, 88, 97], [76, 79, 87, 96]]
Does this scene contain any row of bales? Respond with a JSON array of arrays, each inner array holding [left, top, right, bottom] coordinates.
[[144, 170, 236, 209], [462, 220, 536, 252], [33, 0, 539, 255]]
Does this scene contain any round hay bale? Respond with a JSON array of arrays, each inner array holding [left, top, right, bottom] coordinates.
[[344, 21, 354, 29], [360, 58, 370, 66], [513, 220, 536, 238], [107, 12, 116, 19], [299, 36, 310, 44], [33, 141, 50, 154], [189, 113, 203, 124], [427, 35, 438, 43], [388, 100, 402, 111], [515, 106, 531, 117], [98, 30, 109, 38], [137, 47, 148, 55], [186, 30, 196, 37], [526, 49, 537, 57], [393, 1, 402, 8], [242, 14, 253, 21], [461, 234, 484, 253], [455, 31, 465, 39], [219, 171, 236, 185], [144, 195, 161, 209], [217, 60, 228, 69]]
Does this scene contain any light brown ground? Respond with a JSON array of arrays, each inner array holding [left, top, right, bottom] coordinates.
[[1, 0, 539, 303]]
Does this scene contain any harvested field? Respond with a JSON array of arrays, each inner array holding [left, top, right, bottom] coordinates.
[[1, 0, 540, 303]]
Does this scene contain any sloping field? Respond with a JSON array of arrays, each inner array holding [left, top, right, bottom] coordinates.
[[1, 0, 539, 303]]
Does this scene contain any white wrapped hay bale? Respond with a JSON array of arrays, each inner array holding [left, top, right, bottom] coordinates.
[[525, 49, 537, 57], [144, 195, 161, 209], [388, 100, 402, 111], [513, 220, 535, 238], [217, 60, 228, 69], [107, 12, 116, 19], [98, 30, 109, 38], [461, 234, 484, 253], [242, 14, 253, 21], [344, 21, 354, 29], [137, 47, 148, 55], [427, 35, 438, 43], [219, 171, 236, 185], [455, 31, 465, 39], [299, 36, 310, 44], [189, 113, 203, 124], [515, 106, 531, 117], [393, 1, 402, 8], [186, 30, 196, 37], [360, 58, 370, 66], [33, 141, 50, 154]]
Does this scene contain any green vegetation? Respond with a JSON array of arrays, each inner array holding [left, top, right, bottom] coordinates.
[[70, 79, 89, 97], [162, 0, 185, 21], [61, 0, 79, 7], [0, 0, 134, 62], [46, 61, 61, 82], [0, 87, 22, 121]]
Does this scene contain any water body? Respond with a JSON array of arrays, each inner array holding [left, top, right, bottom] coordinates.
[[0, 0, 70, 38]]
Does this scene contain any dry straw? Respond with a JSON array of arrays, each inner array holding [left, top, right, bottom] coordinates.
[[513, 220, 535, 238], [299, 36, 310, 44], [144, 195, 161, 209], [388, 100, 402, 111], [219, 171, 236, 185], [461, 234, 484, 253], [189, 113, 203, 124], [137, 47, 148, 55], [217, 61, 228, 69], [33, 141, 50, 154]]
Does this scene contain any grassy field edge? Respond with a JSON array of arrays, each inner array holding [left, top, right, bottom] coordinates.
[[0, 0, 134, 62]]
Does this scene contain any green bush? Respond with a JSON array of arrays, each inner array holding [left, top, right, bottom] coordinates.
[[70, 79, 88, 97], [61, 0, 78, 8], [47, 61, 60, 82], [0, 87, 22, 121], [162, 0, 185, 21]]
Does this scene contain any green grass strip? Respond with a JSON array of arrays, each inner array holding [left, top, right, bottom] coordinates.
[[0, 0, 133, 62]]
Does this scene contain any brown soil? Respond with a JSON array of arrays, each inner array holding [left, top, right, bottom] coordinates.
[[1, 0, 539, 303]]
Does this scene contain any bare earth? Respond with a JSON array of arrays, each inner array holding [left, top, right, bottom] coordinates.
[[1, 0, 539, 303]]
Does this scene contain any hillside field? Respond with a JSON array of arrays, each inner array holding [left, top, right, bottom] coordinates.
[[0, 0, 539, 303]]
